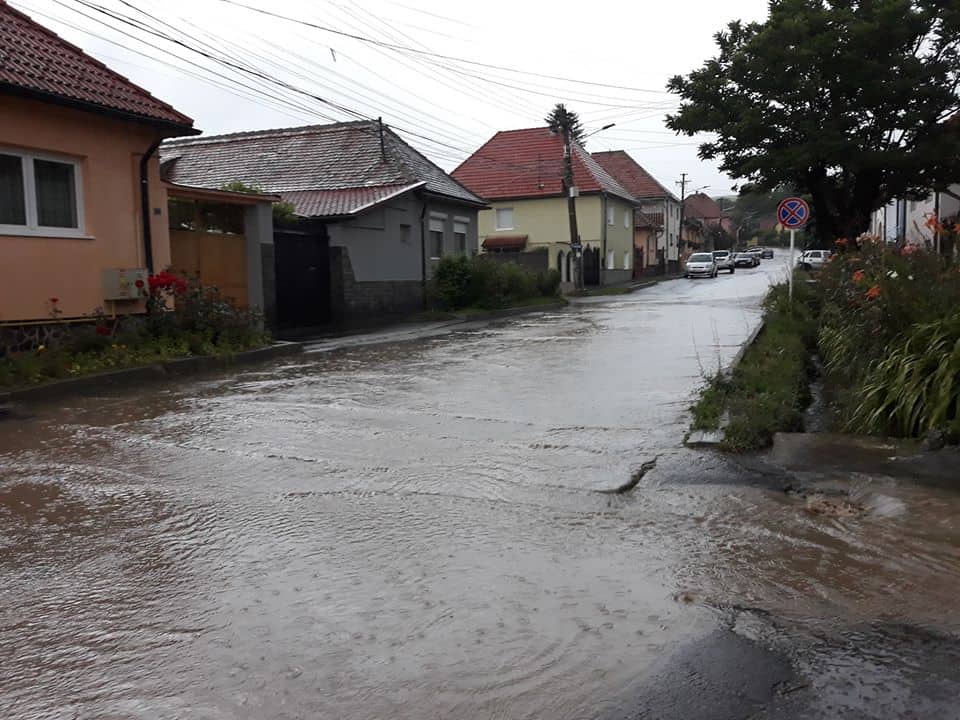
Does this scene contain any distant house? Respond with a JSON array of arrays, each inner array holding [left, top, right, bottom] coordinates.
[[591, 151, 682, 272], [0, 1, 274, 346], [162, 121, 486, 328], [453, 128, 639, 288], [633, 211, 664, 277], [870, 189, 960, 251], [683, 192, 733, 253]]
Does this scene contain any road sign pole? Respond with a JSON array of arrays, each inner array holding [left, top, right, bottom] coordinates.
[[789, 228, 796, 305]]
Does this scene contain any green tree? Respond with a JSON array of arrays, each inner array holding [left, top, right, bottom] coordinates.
[[545, 103, 585, 144], [666, 0, 960, 246]]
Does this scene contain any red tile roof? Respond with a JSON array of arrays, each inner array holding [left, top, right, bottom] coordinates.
[[0, 1, 195, 130], [482, 235, 528, 250], [591, 150, 677, 201], [452, 127, 636, 203], [684, 192, 723, 220]]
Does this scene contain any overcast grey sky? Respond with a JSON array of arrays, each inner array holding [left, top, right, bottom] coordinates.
[[14, 0, 770, 196]]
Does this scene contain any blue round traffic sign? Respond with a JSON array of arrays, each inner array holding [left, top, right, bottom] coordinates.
[[777, 197, 810, 229]]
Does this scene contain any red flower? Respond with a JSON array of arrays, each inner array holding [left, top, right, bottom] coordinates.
[[852, 270, 866, 283], [865, 285, 881, 300], [148, 271, 188, 295], [49, 297, 59, 303], [135, 279, 144, 289]]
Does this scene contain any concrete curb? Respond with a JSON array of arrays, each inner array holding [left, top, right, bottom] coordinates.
[[685, 321, 766, 449], [0, 341, 304, 406]]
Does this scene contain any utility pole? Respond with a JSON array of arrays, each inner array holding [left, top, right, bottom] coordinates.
[[562, 124, 582, 289], [676, 173, 688, 265]]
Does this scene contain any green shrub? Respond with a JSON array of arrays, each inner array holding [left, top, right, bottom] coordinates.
[[428, 256, 549, 311]]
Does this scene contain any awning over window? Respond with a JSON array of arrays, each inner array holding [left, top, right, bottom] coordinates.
[[482, 234, 528, 250]]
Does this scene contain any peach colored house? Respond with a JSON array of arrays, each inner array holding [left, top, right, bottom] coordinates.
[[0, 0, 198, 325]]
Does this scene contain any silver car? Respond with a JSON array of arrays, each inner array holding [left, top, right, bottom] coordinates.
[[684, 252, 718, 278], [712, 250, 735, 274]]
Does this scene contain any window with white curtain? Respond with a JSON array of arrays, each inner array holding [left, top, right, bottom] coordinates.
[[495, 207, 513, 230], [0, 149, 83, 236], [624, 251, 631, 270], [624, 209, 631, 229], [607, 250, 615, 269], [607, 206, 614, 226]]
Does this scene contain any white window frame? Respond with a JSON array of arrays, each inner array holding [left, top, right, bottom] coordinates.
[[624, 209, 631, 229], [624, 251, 631, 270], [606, 250, 615, 269], [0, 147, 85, 238], [607, 206, 615, 226], [495, 207, 514, 231]]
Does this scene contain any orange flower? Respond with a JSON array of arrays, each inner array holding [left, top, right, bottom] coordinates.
[[865, 285, 881, 300], [852, 270, 866, 283]]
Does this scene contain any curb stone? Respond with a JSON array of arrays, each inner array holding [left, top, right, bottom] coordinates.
[[0, 341, 304, 407]]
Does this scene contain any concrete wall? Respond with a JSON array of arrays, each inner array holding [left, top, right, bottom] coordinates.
[[0, 95, 174, 322], [328, 192, 480, 283], [330, 246, 423, 325]]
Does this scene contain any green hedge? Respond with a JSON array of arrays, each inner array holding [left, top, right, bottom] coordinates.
[[429, 256, 560, 311]]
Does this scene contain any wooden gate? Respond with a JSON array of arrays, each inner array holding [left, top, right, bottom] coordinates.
[[274, 222, 331, 328], [583, 247, 601, 286]]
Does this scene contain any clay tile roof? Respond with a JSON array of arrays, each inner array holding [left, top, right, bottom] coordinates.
[[634, 210, 663, 228], [683, 192, 723, 220], [452, 127, 637, 203], [590, 150, 678, 202], [0, 1, 195, 130], [161, 120, 484, 218]]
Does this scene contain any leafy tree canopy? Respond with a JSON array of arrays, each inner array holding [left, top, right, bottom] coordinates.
[[667, 0, 960, 246], [545, 103, 585, 144]]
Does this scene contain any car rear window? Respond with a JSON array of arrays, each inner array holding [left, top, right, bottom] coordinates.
[[689, 254, 713, 262]]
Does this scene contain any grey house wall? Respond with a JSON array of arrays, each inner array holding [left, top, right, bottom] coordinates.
[[326, 191, 480, 325]]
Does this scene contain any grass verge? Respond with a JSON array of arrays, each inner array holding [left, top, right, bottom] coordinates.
[[689, 278, 819, 452]]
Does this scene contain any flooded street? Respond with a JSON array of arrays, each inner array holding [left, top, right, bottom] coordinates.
[[3, 260, 960, 719]]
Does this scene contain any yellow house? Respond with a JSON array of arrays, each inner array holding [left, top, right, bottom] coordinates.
[[453, 128, 639, 288]]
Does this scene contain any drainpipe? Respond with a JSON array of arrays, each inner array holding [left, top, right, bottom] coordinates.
[[601, 193, 608, 286], [140, 140, 162, 273], [420, 201, 428, 309]]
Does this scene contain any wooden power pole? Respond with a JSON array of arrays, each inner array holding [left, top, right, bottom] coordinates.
[[677, 173, 688, 263]]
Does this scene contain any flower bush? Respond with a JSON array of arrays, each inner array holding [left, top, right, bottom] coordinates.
[[0, 270, 268, 388], [818, 237, 960, 437]]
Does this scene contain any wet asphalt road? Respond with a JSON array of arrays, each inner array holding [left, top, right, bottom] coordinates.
[[3, 258, 960, 719]]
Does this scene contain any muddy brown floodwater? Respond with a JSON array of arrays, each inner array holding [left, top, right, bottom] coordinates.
[[2, 261, 960, 719]]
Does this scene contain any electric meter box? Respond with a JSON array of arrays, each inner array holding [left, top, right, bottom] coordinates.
[[102, 268, 149, 301]]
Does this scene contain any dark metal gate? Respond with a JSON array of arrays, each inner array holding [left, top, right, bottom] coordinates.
[[273, 221, 331, 329], [583, 247, 601, 286]]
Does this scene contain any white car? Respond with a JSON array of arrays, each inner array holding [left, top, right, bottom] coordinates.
[[712, 250, 735, 274], [798, 249, 832, 270], [684, 252, 718, 278]]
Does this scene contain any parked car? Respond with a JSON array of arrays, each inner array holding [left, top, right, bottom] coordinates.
[[684, 252, 718, 278], [798, 249, 832, 270], [712, 250, 736, 274], [761, 248, 774, 259], [747, 247, 764, 260], [733, 252, 759, 268]]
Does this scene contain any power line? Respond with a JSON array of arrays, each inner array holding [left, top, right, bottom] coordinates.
[[213, 0, 675, 96]]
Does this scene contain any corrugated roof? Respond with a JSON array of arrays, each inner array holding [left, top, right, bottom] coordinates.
[[161, 121, 484, 217], [591, 150, 678, 202], [452, 127, 637, 203], [0, 1, 194, 129]]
